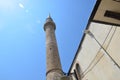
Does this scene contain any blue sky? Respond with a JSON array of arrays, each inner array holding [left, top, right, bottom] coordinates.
[[0, 0, 96, 80]]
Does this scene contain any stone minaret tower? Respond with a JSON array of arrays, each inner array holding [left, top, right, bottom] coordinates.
[[44, 15, 63, 80]]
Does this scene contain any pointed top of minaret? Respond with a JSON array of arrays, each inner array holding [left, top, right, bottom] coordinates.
[[44, 14, 56, 31], [46, 13, 53, 22], [47, 13, 52, 19], [48, 13, 51, 18]]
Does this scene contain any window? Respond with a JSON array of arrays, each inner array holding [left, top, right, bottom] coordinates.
[[74, 70, 78, 80], [76, 63, 81, 74], [74, 63, 81, 80], [113, 0, 120, 2]]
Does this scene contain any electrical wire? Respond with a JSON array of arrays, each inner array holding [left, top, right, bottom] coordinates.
[[81, 25, 119, 78], [93, 28, 120, 69], [81, 26, 113, 75]]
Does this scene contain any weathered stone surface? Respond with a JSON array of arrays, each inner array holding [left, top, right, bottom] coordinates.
[[44, 15, 63, 80]]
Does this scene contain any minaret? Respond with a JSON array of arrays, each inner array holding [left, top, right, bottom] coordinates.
[[44, 15, 63, 80]]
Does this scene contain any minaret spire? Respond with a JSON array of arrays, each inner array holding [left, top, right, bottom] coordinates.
[[48, 13, 51, 18], [44, 15, 63, 80]]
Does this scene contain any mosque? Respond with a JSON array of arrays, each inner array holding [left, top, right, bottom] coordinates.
[[44, 0, 120, 80]]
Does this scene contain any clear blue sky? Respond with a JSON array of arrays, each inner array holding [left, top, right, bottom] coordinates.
[[0, 0, 96, 80]]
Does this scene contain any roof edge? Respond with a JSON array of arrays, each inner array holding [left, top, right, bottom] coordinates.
[[67, 0, 102, 75]]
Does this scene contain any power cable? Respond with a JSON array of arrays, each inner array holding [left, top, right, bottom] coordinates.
[[82, 26, 113, 75], [82, 25, 119, 78]]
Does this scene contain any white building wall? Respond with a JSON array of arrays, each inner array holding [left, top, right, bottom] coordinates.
[[70, 22, 120, 80]]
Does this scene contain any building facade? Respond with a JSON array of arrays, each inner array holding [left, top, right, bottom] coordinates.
[[68, 0, 120, 80]]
